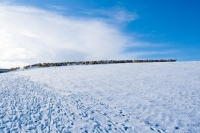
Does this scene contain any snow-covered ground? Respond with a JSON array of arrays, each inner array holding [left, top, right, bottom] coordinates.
[[0, 62, 200, 133]]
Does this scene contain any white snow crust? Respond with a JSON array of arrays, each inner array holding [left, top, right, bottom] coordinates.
[[0, 62, 200, 132]]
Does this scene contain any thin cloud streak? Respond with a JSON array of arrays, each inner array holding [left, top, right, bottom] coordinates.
[[81, 6, 138, 24], [98, 7, 138, 23]]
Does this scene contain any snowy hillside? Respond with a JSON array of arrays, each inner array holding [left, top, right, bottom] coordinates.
[[0, 62, 200, 132]]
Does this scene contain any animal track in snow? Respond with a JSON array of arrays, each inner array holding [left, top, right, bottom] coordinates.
[[0, 75, 155, 132]]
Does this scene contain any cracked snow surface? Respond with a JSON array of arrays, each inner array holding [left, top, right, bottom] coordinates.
[[0, 62, 200, 132]]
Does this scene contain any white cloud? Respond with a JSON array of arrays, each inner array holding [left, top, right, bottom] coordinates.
[[0, 5, 139, 67], [0, 4, 150, 68]]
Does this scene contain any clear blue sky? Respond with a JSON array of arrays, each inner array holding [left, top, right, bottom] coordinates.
[[0, 0, 200, 68]]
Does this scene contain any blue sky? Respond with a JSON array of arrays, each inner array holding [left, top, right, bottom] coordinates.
[[0, 0, 200, 68]]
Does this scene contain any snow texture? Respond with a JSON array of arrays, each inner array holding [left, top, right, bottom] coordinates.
[[0, 62, 200, 132]]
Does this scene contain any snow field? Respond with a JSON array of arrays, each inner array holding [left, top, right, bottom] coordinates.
[[0, 61, 200, 132]]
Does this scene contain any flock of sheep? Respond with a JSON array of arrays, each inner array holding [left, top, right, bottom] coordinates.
[[0, 67, 20, 73], [23, 59, 177, 69], [0, 59, 177, 73]]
